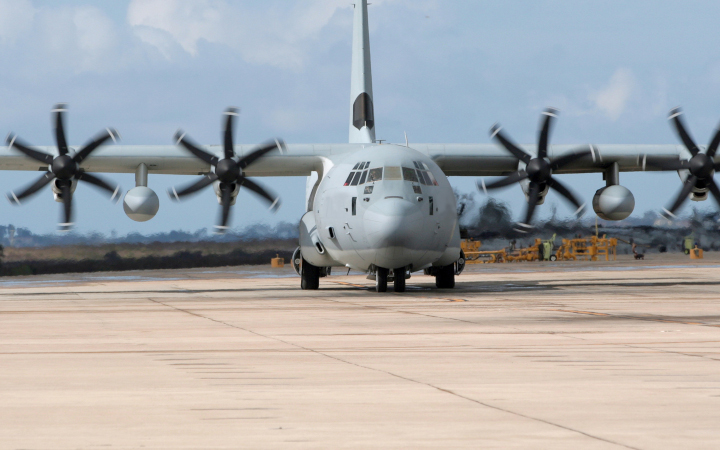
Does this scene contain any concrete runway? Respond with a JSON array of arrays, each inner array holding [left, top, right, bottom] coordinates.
[[2, 257, 720, 449]]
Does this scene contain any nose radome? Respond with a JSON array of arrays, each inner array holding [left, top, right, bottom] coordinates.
[[364, 198, 425, 265]]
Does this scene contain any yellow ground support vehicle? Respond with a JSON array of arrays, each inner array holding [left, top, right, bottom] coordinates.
[[461, 239, 508, 264], [555, 235, 617, 261], [506, 242, 541, 262]]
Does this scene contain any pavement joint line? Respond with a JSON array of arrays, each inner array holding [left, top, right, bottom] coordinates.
[[549, 308, 720, 328], [145, 296, 641, 449]]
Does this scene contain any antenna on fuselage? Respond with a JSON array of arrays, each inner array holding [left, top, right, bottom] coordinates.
[[404, 131, 409, 147]]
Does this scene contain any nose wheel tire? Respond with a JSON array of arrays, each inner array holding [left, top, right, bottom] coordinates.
[[394, 267, 406, 292], [301, 259, 320, 290], [435, 264, 455, 289], [376, 267, 388, 292]]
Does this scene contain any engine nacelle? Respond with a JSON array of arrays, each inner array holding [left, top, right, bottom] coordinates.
[[213, 181, 240, 205], [123, 186, 159, 222], [50, 179, 77, 203], [678, 171, 710, 201], [519, 178, 549, 205], [592, 185, 634, 221]]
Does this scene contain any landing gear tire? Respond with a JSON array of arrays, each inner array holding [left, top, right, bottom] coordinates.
[[376, 267, 389, 293], [435, 264, 455, 289], [301, 258, 320, 290], [393, 267, 406, 292], [549, 254, 557, 261]]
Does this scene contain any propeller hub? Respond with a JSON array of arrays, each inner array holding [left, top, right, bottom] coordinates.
[[51, 155, 77, 179], [215, 158, 240, 183], [689, 153, 714, 179], [526, 158, 551, 182]]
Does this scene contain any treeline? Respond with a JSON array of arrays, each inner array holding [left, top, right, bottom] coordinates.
[[0, 222, 299, 247], [1, 248, 295, 277], [456, 192, 720, 252]]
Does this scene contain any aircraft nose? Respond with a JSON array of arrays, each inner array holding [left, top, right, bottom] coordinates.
[[364, 197, 425, 266]]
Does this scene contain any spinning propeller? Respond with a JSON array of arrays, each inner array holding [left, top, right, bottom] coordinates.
[[6, 104, 121, 231], [479, 108, 591, 232], [645, 108, 720, 218], [168, 107, 283, 232]]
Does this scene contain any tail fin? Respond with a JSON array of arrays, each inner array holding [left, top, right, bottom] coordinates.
[[349, 0, 375, 144]]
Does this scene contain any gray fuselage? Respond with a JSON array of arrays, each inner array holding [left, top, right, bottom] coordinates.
[[303, 145, 461, 273]]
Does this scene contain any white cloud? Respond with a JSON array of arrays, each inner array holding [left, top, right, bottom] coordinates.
[[0, 0, 35, 44], [0, 2, 119, 74], [126, 0, 390, 68], [588, 68, 635, 121]]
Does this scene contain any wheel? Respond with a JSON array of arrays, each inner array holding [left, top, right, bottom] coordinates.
[[376, 267, 388, 292], [301, 258, 320, 290], [393, 266, 406, 292], [549, 254, 557, 261], [435, 264, 455, 289]]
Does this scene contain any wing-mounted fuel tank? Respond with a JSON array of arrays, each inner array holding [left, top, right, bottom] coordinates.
[[298, 211, 341, 268], [592, 162, 634, 221], [123, 163, 159, 222], [592, 185, 635, 220]]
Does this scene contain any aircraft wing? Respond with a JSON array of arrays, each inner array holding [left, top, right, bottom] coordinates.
[[0, 142, 691, 177], [0, 144, 330, 177], [416, 144, 689, 177]]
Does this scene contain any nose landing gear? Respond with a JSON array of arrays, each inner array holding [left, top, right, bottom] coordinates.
[[374, 266, 407, 293]]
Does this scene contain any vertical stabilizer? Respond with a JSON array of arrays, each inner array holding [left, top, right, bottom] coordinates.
[[349, 0, 375, 144]]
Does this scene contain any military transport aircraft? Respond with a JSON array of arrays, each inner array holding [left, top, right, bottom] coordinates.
[[1, 1, 717, 292]]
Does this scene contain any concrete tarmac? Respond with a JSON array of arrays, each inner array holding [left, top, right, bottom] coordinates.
[[2, 256, 720, 449]]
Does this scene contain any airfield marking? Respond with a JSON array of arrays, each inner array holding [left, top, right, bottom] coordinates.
[[549, 308, 715, 328]]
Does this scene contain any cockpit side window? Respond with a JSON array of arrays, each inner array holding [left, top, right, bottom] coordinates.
[[345, 162, 372, 186], [350, 171, 363, 186], [413, 160, 439, 186], [402, 167, 419, 182]]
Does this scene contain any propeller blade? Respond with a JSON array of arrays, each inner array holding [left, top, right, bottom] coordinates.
[[645, 157, 690, 171], [78, 172, 121, 201], [6, 172, 56, 204], [489, 124, 532, 164], [537, 108, 557, 159], [547, 177, 585, 216], [707, 124, 720, 158], [223, 107, 238, 160], [478, 170, 528, 192], [59, 182, 73, 231], [515, 182, 540, 233], [239, 176, 281, 211], [6, 133, 54, 164], [669, 108, 700, 156], [174, 131, 219, 166], [238, 140, 283, 170], [53, 104, 69, 156], [663, 174, 697, 218], [168, 173, 218, 200], [550, 148, 592, 170], [74, 129, 119, 164], [708, 179, 720, 208], [217, 184, 233, 232]]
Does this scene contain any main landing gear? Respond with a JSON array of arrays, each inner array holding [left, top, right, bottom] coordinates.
[[435, 264, 455, 289], [301, 258, 320, 290]]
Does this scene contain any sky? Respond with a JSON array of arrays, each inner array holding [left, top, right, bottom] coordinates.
[[1, 0, 720, 235]]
